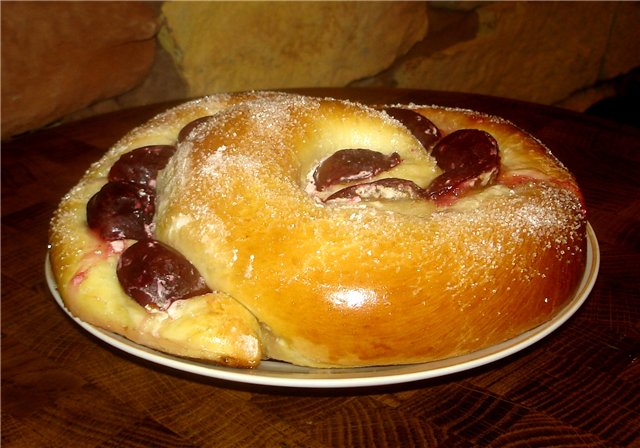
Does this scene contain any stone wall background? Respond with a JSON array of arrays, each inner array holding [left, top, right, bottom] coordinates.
[[2, 1, 639, 139]]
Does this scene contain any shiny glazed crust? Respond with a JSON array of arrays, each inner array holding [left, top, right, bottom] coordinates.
[[49, 91, 587, 368]]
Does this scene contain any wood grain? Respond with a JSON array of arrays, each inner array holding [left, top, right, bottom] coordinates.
[[2, 88, 638, 447]]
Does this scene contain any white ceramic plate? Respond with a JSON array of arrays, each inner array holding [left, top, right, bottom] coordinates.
[[46, 223, 599, 388]]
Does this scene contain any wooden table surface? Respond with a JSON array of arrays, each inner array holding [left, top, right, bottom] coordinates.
[[2, 88, 639, 447]]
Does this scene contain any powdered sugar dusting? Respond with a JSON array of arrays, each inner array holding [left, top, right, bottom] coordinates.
[[53, 91, 587, 287]]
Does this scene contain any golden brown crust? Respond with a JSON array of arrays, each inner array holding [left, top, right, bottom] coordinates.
[[49, 91, 587, 368]]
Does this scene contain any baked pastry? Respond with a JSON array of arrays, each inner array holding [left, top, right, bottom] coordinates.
[[49, 91, 587, 368]]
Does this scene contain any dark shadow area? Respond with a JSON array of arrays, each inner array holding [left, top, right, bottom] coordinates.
[[586, 66, 640, 129]]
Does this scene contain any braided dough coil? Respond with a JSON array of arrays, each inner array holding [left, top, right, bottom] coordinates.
[[49, 92, 587, 368]]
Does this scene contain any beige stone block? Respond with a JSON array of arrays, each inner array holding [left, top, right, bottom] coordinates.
[[1, 2, 158, 138], [66, 44, 188, 122], [393, 2, 617, 104], [428, 1, 486, 12], [160, 2, 428, 96], [601, 2, 640, 79]]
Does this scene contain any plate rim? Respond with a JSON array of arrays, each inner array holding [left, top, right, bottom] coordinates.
[[46, 223, 600, 388]]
